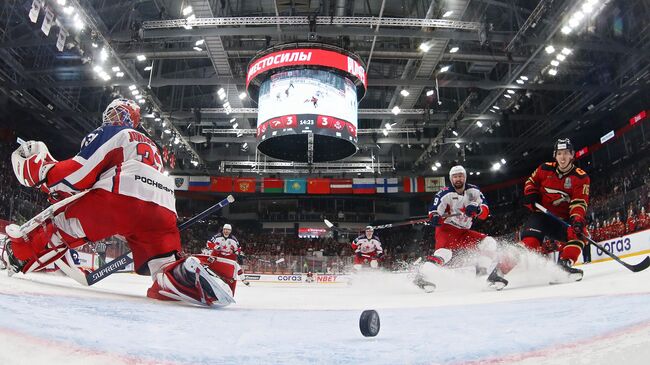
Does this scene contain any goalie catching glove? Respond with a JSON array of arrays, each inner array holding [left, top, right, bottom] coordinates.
[[11, 141, 57, 188]]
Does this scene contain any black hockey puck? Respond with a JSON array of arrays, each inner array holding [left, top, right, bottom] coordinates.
[[359, 309, 380, 337]]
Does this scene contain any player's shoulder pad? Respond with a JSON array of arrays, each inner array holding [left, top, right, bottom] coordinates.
[[572, 167, 589, 177], [465, 183, 481, 191], [228, 234, 239, 241], [372, 235, 381, 241], [540, 162, 556, 171], [436, 187, 453, 198]]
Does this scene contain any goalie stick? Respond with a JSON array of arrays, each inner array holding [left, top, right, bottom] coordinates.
[[85, 194, 236, 285], [535, 203, 650, 272], [324, 213, 461, 233]]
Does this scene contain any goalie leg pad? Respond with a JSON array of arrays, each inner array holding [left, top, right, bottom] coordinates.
[[148, 256, 235, 307]]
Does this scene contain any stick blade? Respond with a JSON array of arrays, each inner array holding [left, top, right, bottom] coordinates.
[[323, 219, 334, 228], [226, 195, 235, 203], [629, 256, 650, 272]]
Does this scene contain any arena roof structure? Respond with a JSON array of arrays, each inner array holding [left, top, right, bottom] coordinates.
[[1, 0, 648, 180]]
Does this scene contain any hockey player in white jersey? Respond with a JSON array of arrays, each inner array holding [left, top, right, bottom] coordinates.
[[351, 226, 383, 270], [2, 98, 236, 307], [203, 223, 248, 291], [415, 165, 502, 291]]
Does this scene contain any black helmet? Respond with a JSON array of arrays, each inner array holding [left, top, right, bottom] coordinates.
[[553, 138, 574, 156]]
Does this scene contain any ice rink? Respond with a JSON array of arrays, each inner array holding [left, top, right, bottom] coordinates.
[[1, 255, 650, 365]]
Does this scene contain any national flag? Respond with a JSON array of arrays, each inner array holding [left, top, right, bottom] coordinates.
[[171, 175, 189, 191], [403, 177, 425, 193], [425, 177, 446, 192], [307, 178, 331, 194], [352, 178, 375, 194], [284, 178, 307, 194], [375, 178, 399, 193], [188, 176, 211, 191], [210, 177, 232, 192], [330, 179, 353, 194], [262, 178, 284, 193], [234, 178, 256, 193]]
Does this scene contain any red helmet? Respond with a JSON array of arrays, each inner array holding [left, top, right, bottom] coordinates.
[[102, 98, 141, 128]]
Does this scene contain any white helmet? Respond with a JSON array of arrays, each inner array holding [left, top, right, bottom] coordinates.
[[223, 224, 232, 230], [365, 225, 374, 232], [449, 165, 467, 181], [102, 98, 141, 128]]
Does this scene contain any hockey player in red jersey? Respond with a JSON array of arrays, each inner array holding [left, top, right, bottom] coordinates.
[[2, 98, 235, 307], [202, 223, 248, 289], [490, 138, 590, 288], [351, 226, 383, 270], [414, 165, 497, 292]]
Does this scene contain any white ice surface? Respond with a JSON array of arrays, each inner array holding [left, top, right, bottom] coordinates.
[[1, 255, 650, 365]]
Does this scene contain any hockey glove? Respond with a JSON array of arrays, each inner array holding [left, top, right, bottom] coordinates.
[[429, 214, 442, 227], [522, 193, 540, 212], [465, 204, 481, 218], [11, 141, 56, 188], [376, 252, 383, 259], [567, 215, 587, 241], [237, 254, 245, 265], [356, 251, 363, 259]]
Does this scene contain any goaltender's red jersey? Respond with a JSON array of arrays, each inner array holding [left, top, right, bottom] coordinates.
[[524, 162, 590, 220]]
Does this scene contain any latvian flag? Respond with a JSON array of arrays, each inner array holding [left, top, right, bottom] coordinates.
[[352, 178, 376, 194], [188, 176, 211, 191], [375, 178, 399, 193], [330, 179, 353, 194], [403, 177, 425, 193]]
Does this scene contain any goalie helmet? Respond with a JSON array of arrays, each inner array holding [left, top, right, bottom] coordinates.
[[553, 138, 574, 157], [102, 98, 141, 128]]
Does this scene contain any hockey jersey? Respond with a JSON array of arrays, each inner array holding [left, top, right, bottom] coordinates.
[[524, 162, 590, 220], [207, 233, 241, 256], [428, 183, 490, 229], [351, 234, 383, 255], [45, 126, 176, 214]]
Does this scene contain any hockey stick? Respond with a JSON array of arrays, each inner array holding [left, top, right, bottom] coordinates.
[[324, 213, 461, 233], [535, 203, 650, 272], [85, 194, 235, 285]]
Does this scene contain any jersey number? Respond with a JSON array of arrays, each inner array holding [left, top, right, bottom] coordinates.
[[137, 143, 163, 171]]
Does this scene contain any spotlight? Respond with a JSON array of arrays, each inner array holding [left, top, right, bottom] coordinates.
[[449, 46, 459, 53], [545, 45, 555, 54], [136, 55, 146, 61], [400, 89, 410, 97]]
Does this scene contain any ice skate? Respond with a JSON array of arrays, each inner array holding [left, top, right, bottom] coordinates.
[[487, 267, 508, 290], [550, 259, 583, 284], [413, 273, 436, 293]]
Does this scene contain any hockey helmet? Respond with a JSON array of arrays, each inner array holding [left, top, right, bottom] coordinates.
[[102, 98, 141, 129], [365, 225, 374, 232], [223, 224, 232, 230], [448, 165, 467, 181], [553, 138, 574, 157]]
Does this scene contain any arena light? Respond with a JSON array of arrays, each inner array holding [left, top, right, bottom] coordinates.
[[164, 129, 171, 134], [193, 47, 203, 52], [507, 90, 515, 94], [232, 123, 239, 129], [476, 172, 481, 176], [492, 105, 500, 110], [442, 10, 454, 17], [561, 48, 573, 55], [217, 87, 226, 100], [439, 65, 450, 73], [519, 75, 529, 81], [128, 84, 137, 90], [92, 65, 103, 74], [435, 162, 441, 167], [229, 118, 236, 123], [174, 137, 180, 145], [431, 165, 438, 171], [452, 130, 458, 136], [182, 6, 193, 16], [72, 15, 84, 31], [91, 42, 98, 48], [551, 60, 560, 67], [135, 94, 143, 100], [449, 46, 459, 53], [500, 158, 506, 164], [504, 94, 512, 99], [112, 66, 120, 72], [384, 123, 392, 130], [154, 117, 161, 122], [131, 90, 139, 95], [63, 6, 74, 14], [57, 0, 67, 5], [582, 1, 595, 13], [391, 106, 401, 115], [561, 26, 572, 35], [476, 121, 483, 127], [195, 39, 205, 46], [400, 89, 410, 97], [138, 99, 145, 104], [186, 14, 196, 22], [191, 160, 199, 167], [239, 92, 247, 100], [115, 72, 124, 78], [491, 162, 502, 171], [419, 43, 431, 52], [516, 79, 525, 85], [426, 90, 435, 97], [545, 45, 555, 54], [469, 172, 474, 175], [556, 54, 566, 61], [136, 54, 146, 61], [454, 143, 461, 149], [548, 68, 558, 76], [144, 65, 153, 71], [100, 73, 111, 81], [382, 129, 389, 136], [99, 48, 108, 62]]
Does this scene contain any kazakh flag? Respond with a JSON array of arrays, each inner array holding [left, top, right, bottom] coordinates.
[[284, 178, 307, 194]]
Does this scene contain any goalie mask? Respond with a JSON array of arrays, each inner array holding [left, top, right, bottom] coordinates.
[[102, 98, 141, 129]]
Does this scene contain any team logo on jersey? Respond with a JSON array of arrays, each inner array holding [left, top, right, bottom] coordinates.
[[564, 177, 572, 189], [175, 177, 185, 188], [544, 187, 571, 206]]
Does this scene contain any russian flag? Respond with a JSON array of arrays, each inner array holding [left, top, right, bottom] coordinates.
[[188, 176, 211, 191], [403, 177, 425, 193], [352, 178, 376, 194]]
